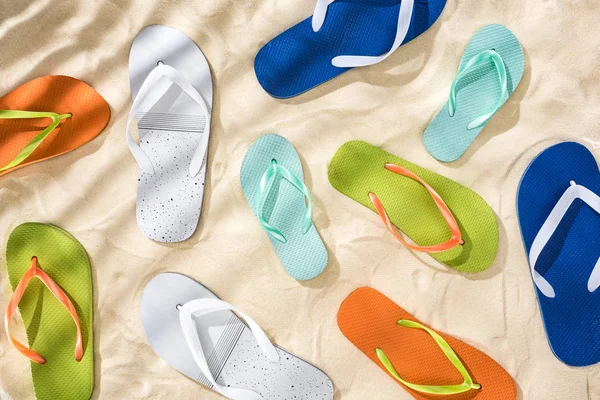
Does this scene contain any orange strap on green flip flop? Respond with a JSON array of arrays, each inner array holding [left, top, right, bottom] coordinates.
[[369, 163, 464, 253], [5, 223, 94, 400], [328, 141, 499, 273], [0, 75, 110, 177], [4, 257, 83, 365], [338, 287, 517, 399]]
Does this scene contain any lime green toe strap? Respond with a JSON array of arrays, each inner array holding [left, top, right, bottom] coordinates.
[[376, 320, 481, 395], [0, 110, 72, 172]]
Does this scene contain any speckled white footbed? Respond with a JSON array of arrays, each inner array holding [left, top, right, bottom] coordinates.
[[141, 273, 334, 399], [129, 25, 213, 242]]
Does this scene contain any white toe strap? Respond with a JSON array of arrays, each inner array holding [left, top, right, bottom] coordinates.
[[312, 0, 414, 68], [312, 0, 335, 32], [529, 181, 600, 298], [179, 298, 279, 400], [126, 63, 211, 177]]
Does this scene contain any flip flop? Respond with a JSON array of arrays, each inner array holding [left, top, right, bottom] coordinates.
[[141, 273, 334, 399], [240, 134, 328, 280], [0, 75, 110, 177], [254, 0, 447, 98], [338, 287, 516, 399], [517, 142, 600, 366], [423, 24, 524, 162], [328, 141, 498, 273], [127, 25, 213, 243], [4, 223, 94, 400]]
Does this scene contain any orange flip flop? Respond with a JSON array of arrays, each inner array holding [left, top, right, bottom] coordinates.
[[338, 288, 516, 399], [0, 75, 110, 177]]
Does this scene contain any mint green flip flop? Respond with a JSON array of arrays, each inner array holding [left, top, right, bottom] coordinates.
[[424, 24, 524, 162], [241, 134, 328, 280], [4, 223, 94, 400]]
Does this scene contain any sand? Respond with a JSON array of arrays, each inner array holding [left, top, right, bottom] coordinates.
[[1, 0, 599, 399]]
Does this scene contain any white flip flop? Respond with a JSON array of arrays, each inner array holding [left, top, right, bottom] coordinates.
[[141, 273, 334, 400], [127, 25, 213, 242]]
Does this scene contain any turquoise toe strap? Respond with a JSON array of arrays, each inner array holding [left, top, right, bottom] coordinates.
[[448, 49, 508, 130], [0, 110, 72, 171], [376, 319, 481, 395], [255, 159, 313, 243]]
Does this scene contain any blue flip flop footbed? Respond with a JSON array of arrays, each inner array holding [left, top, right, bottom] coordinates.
[[424, 24, 524, 162], [517, 142, 600, 367], [240, 134, 328, 280], [255, 0, 447, 98]]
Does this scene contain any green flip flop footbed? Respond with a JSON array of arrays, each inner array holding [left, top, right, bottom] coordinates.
[[423, 24, 524, 162], [5, 223, 94, 400], [328, 141, 498, 273], [241, 134, 328, 280]]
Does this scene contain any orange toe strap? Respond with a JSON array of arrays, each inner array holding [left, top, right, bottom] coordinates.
[[369, 163, 463, 253], [4, 257, 83, 365]]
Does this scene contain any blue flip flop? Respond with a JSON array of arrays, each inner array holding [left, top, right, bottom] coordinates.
[[517, 142, 600, 367], [240, 134, 328, 280], [254, 0, 447, 98]]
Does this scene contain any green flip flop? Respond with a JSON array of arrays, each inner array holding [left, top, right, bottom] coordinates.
[[423, 24, 524, 162], [328, 141, 498, 273], [241, 134, 328, 280], [4, 223, 94, 400]]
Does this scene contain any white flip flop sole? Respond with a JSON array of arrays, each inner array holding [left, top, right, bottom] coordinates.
[[129, 25, 213, 242], [141, 273, 334, 399]]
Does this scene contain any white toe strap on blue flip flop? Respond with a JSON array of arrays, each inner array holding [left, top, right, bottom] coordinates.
[[254, 0, 447, 98], [517, 142, 600, 367]]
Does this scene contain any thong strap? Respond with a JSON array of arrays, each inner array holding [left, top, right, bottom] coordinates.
[[4, 257, 83, 364], [312, 0, 415, 68], [376, 319, 481, 395], [179, 298, 279, 400], [0, 110, 72, 172], [255, 159, 313, 243], [369, 163, 463, 253], [529, 180, 600, 298], [126, 62, 211, 177], [447, 49, 508, 130]]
